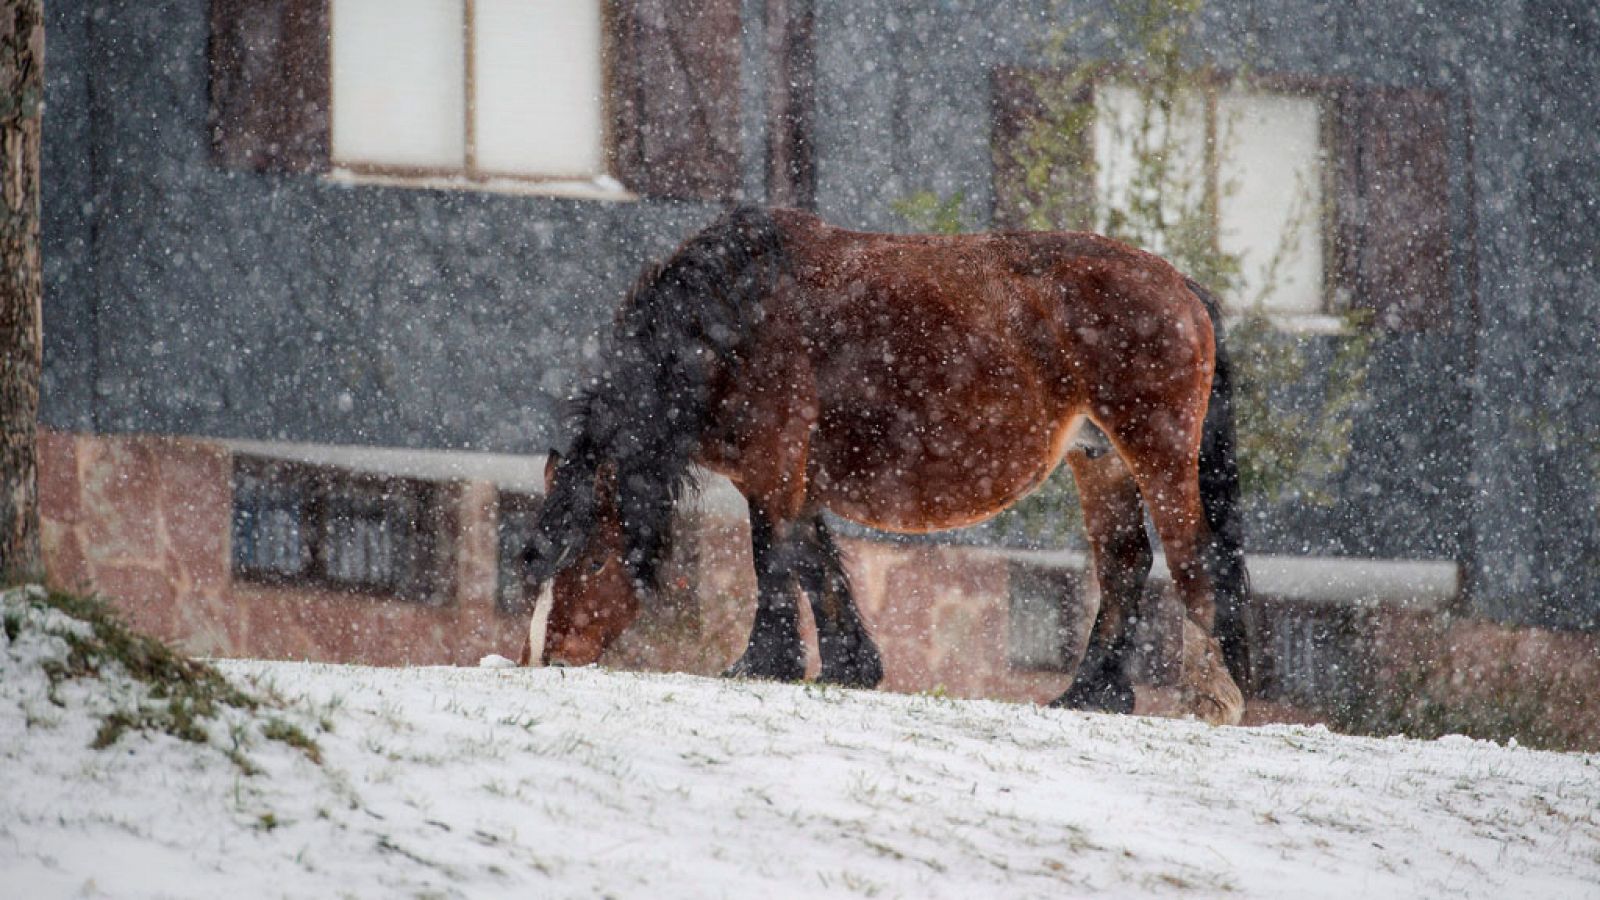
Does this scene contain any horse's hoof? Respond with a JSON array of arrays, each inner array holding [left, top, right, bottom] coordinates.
[[1050, 677, 1135, 714], [722, 651, 806, 683], [816, 633, 884, 689], [816, 654, 884, 690]]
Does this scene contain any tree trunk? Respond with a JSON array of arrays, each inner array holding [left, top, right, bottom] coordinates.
[[0, 0, 43, 584]]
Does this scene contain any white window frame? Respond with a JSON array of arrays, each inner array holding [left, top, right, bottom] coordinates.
[[328, 0, 630, 200], [1093, 79, 1338, 330]]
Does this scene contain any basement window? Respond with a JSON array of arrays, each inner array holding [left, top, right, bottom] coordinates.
[[1257, 604, 1366, 707], [1006, 561, 1089, 672], [231, 455, 447, 604]]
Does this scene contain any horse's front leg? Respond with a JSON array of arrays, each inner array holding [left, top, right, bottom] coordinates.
[[793, 515, 883, 689], [715, 340, 819, 683], [1051, 444, 1147, 713], [724, 502, 808, 682]]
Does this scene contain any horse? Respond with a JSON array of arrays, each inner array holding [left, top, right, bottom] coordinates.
[[515, 205, 1250, 721]]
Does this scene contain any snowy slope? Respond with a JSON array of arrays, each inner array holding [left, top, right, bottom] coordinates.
[[4, 597, 1598, 898]]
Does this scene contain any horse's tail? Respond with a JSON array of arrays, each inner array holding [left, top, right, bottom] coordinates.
[[1187, 277, 1253, 692], [548, 206, 786, 593]]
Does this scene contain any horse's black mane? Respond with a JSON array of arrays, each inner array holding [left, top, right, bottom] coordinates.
[[526, 206, 787, 592]]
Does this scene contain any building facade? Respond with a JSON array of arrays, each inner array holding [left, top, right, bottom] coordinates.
[[36, 1, 1600, 728]]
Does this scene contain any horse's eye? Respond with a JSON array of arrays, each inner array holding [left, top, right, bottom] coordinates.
[[587, 558, 607, 575]]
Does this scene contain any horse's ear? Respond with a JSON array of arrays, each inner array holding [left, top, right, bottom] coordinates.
[[544, 450, 561, 491]]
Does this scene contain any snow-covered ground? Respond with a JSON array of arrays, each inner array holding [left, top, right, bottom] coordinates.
[[4, 592, 1598, 899]]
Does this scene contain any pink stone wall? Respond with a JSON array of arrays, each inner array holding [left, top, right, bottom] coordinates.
[[39, 430, 526, 666], [35, 429, 1068, 704], [844, 542, 1070, 703], [1355, 609, 1600, 750]]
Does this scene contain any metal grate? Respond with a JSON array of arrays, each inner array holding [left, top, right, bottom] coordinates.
[[320, 482, 419, 592], [232, 468, 311, 578], [1006, 563, 1091, 672], [1261, 604, 1364, 706]]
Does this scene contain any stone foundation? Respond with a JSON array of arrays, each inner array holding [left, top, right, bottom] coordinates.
[[36, 428, 1600, 748], [37, 429, 1069, 703], [40, 430, 526, 666]]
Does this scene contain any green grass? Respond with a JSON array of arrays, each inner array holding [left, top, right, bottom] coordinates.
[[262, 716, 323, 764], [14, 588, 322, 766]]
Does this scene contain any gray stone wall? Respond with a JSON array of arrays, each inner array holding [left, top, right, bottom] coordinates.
[[41, 2, 725, 454]]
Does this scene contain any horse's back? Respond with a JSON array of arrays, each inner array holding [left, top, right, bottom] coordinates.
[[773, 209, 1202, 327], [771, 212, 1210, 406]]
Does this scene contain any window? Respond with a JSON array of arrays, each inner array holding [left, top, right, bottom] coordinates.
[[209, 0, 748, 201], [231, 455, 448, 604], [1216, 91, 1324, 315], [1005, 561, 1091, 672], [329, 0, 605, 181], [1090, 86, 1327, 316], [992, 70, 1454, 330], [1256, 604, 1366, 707], [1093, 83, 1324, 316], [233, 464, 313, 580]]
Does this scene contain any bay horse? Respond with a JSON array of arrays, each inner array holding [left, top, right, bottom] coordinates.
[[516, 206, 1250, 719]]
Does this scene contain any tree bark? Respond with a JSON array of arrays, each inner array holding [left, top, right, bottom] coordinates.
[[0, 0, 43, 584]]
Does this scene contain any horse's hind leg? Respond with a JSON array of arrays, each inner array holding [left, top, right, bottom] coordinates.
[[793, 515, 883, 689], [724, 502, 808, 682], [1094, 387, 1217, 684], [1051, 444, 1147, 713]]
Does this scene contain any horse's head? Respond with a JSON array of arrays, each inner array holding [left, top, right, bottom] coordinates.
[[521, 451, 642, 668]]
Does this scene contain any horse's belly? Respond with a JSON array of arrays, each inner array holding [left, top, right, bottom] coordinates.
[[812, 399, 1079, 533]]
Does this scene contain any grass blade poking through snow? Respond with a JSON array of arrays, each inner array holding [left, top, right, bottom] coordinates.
[[2, 585, 320, 769]]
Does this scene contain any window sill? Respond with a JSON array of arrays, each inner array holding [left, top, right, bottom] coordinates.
[[994, 547, 1459, 612], [325, 167, 638, 203], [220, 438, 549, 493]]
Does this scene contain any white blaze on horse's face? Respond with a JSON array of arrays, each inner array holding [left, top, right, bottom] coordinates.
[[526, 580, 555, 667]]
